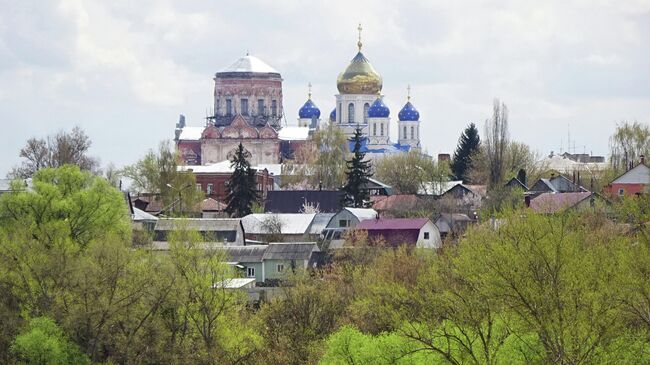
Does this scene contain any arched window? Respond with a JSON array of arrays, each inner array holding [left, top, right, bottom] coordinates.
[[348, 103, 355, 124], [363, 103, 370, 123], [411, 126, 414, 139], [373, 123, 376, 136], [403, 126, 407, 139], [380, 123, 384, 136]]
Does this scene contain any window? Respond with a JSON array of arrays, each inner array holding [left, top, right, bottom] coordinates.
[[277, 264, 285, 273], [403, 126, 407, 139], [258, 99, 264, 115], [348, 103, 355, 124], [207, 183, 214, 195], [196, 183, 202, 192], [618, 188, 625, 196], [411, 126, 414, 139], [424, 232, 430, 240], [339, 219, 349, 227], [373, 123, 376, 136], [247, 267, 255, 278], [364, 103, 369, 123], [380, 123, 384, 136], [271, 100, 277, 116], [226, 99, 232, 116], [241, 98, 249, 115]]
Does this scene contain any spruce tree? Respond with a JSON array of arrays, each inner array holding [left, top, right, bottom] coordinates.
[[341, 127, 373, 207], [450, 123, 481, 182], [225, 143, 260, 217]]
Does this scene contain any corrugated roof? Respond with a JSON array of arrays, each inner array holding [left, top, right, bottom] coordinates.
[[262, 242, 319, 260], [308, 213, 336, 234], [371, 195, 423, 211], [201, 198, 226, 211], [133, 207, 158, 221], [264, 190, 343, 213], [357, 218, 430, 230], [155, 218, 241, 231], [530, 192, 593, 213], [344, 208, 378, 221], [241, 213, 316, 234], [221, 245, 267, 262]]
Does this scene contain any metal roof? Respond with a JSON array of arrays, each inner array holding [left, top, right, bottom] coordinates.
[[221, 245, 268, 262], [133, 207, 158, 221], [357, 218, 431, 230], [241, 213, 316, 234], [264, 190, 343, 213], [219, 54, 279, 74], [262, 242, 319, 261]]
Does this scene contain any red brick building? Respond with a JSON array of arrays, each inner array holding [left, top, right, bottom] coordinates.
[[184, 161, 275, 203]]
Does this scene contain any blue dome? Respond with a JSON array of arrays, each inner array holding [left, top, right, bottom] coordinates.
[[398, 101, 419, 121], [298, 99, 321, 119], [329, 108, 336, 121], [367, 98, 390, 118]]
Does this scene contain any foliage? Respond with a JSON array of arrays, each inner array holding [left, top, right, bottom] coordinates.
[[374, 151, 450, 195], [11, 316, 90, 365], [341, 127, 373, 207], [450, 123, 481, 183], [483, 99, 510, 187], [121, 140, 202, 216], [609, 120, 650, 172], [225, 143, 261, 217], [8, 126, 99, 179], [282, 122, 349, 189]]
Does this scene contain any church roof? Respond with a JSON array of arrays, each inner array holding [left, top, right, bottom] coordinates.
[[398, 101, 420, 121], [220, 54, 279, 74], [298, 99, 321, 119], [368, 97, 390, 118]]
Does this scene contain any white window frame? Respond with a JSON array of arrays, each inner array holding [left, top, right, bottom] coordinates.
[[247, 267, 255, 278], [207, 183, 214, 195], [277, 263, 285, 273]]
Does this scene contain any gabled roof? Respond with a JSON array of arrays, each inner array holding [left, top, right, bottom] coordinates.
[[241, 213, 317, 235], [221, 245, 268, 263], [505, 177, 528, 190], [529, 192, 594, 213], [357, 218, 431, 230], [262, 242, 320, 261], [371, 194, 423, 211], [611, 163, 650, 185], [201, 198, 226, 212], [155, 218, 241, 232], [264, 190, 343, 213], [133, 207, 158, 221]]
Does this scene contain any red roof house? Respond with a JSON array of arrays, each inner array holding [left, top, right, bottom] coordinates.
[[356, 218, 441, 248], [603, 161, 650, 197]]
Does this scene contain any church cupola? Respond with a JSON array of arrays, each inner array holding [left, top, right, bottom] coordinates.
[[367, 95, 390, 146], [298, 83, 321, 128], [397, 85, 421, 150], [329, 108, 336, 122]]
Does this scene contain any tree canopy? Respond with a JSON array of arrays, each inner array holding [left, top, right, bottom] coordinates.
[[450, 123, 481, 183], [225, 143, 260, 217], [341, 127, 373, 207]]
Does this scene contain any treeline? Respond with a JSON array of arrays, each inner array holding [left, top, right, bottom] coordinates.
[[2, 165, 650, 364]]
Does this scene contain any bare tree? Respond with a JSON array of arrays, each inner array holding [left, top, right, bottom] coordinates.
[[9, 126, 99, 178], [484, 99, 510, 187], [609, 120, 650, 172]]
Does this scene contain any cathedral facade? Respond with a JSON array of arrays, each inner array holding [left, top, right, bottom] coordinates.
[[175, 25, 423, 166]]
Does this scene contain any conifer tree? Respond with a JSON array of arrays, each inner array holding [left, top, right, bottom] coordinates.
[[450, 123, 481, 182], [225, 143, 260, 217], [341, 127, 373, 207]]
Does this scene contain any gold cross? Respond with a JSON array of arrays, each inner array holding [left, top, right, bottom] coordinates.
[[357, 23, 363, 51], [308, 82, 312, 99], [407, 84, 411, 101]]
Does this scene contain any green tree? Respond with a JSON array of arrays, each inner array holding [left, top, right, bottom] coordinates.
[[122, 141, 201, 216], [11, 317, 90, 365], [341, 127, 373, 208], [484, 99, 510, 187], [224, 143, 260, 217], [374, 151, 449, 195], [450, 123, 481, 182]]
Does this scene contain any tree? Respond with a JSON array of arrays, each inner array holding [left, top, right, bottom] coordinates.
[[11, 317, 90, 365], [450, 123, 481, 182], [341, 127, 373, 208], [282, 122, 348, 189], [224, 143, 260, 217], [374, 151, 446, 195], [121, 141, 201, 216], [609, 120, 650, 172], [484, 99, 510, 187], [8, 127, 99, 179]]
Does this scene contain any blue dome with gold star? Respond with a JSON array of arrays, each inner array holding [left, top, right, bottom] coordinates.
[[368, 97, 390, 118], [398, 101, 419, 121], [298, 99, 320, 119]]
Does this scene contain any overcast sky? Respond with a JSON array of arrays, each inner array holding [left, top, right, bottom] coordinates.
[[1, 0, 649, 176]]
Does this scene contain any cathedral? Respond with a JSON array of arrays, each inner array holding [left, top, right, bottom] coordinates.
[[175, 25, 422, 166]]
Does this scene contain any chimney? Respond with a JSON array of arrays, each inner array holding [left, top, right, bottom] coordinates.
[[524, 195, 531, 208], [438, 153, 451, 163]]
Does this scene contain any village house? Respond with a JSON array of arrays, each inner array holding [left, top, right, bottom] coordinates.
[[355, 218, 442, 248], [241, 213, 318, 242], [321, 208, 378, 248], [603, 157, 650, 197], [527, 192, 608, 214], [153, 218, 246, 246]]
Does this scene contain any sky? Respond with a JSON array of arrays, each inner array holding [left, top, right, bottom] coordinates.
[[1, 0, 649, 176]]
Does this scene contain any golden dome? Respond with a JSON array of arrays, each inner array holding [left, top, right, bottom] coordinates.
[[336, 51, 383, 94]]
